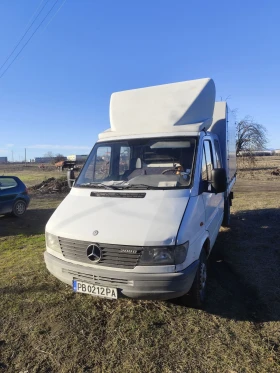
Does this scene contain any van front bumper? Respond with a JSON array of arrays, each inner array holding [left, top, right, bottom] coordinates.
[[44, 251, 199, 300]]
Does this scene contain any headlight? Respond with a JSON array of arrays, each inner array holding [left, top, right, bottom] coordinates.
[[139, 241, 189, 266], [175, 241, 189, 264], [45, 232, 61, 253], [140, 247, 174, 265]]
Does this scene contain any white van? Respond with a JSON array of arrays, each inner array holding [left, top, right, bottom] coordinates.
[[44, 78, 236, 307]]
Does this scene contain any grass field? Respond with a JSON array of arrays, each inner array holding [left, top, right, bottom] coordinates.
[[0, 163, 61, 187], [0, 158, 280, 372]]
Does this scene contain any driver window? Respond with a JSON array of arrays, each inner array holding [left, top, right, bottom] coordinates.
[[93, 146, 111, 181], [202, 141, 213, 181], [214, 140, 222, 168], [119, 146, 130, 175]]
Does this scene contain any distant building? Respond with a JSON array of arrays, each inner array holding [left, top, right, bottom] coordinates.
[[238, 150, 273, 157], [0, 157, 8, 163], [67, 154, 88, 162], [34, 157, 54, 163]]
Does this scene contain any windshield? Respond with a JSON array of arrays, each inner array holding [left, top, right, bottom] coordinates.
[[75, 137, 197, 189]]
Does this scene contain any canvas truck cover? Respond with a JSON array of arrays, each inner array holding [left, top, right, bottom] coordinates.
[[99, 78, 216, 140]]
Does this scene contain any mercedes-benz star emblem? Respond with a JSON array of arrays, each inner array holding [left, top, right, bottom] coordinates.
[[86, 244, 102, 263]]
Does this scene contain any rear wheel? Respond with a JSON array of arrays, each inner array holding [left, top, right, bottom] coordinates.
[[180, 250, 207, 308], [12, 200, 27, 217]]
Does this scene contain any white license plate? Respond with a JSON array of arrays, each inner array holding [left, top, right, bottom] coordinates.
[[73, 280, 118, 299]]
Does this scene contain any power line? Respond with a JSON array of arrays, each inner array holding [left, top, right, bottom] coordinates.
[[25, 0, 46, 29], [42, 0, 68, 31], [0, 0, 60, 80], [0, 0, 52, 73]]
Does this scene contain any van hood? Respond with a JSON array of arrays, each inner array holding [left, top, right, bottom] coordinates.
[[46, 188, 190, 246]]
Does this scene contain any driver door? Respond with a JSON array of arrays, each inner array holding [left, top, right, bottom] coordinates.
[[201, 140, 224, 246]]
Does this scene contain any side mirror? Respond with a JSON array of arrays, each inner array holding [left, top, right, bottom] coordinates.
[[211, 168, 227, 193], [67, 169, 75, 188]]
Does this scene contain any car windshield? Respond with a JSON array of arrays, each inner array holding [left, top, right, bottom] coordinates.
[[75, 137, 197, 189]]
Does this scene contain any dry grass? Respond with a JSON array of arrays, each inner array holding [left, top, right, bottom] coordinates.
[[0, 159, 280, 372], [0, 163, 62, 187], [237, 156, 280, 181]]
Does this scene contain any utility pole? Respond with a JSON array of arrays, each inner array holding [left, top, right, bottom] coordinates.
[[11, 150, 14, 163], [25, 148, 26, 167]]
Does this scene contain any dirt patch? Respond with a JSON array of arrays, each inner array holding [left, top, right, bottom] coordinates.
[[29, 177, 69, 194], [271, 168, 280, 176]]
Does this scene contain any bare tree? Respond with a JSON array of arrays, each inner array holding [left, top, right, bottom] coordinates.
[[44, 151, 54, 158], [236, 116, 268, 155], [54, 153, 65, 162]]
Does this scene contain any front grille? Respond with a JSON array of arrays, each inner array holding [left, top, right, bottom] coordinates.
[[59, 237, 143, 269], [62, 268, 133, 287]]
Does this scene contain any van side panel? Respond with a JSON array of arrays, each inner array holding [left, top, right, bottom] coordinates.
[[176, 195, 209, 269], [208, 103, 237, 187]]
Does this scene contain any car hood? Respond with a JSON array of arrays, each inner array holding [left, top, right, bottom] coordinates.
[[46, 187, 190, 246]]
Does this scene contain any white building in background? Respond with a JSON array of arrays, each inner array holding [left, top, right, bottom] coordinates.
[[66, 154, 88, 162], [238, 150, 274, 156]]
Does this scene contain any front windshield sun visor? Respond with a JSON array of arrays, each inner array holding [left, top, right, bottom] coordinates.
[[75, 137, 197, 190]]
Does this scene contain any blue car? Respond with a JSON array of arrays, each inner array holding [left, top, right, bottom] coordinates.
[[0, 176, 30, 217]]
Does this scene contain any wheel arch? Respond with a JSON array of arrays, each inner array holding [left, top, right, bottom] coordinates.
[[202, 238, 210, 257]]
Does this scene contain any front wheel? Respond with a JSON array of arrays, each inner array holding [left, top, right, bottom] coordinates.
[[180, 251, 207, 308], [12, 200, 27, 217]]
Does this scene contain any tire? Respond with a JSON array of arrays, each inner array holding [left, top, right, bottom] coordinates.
[[180, 250, 208, 308], [222, 197, 230, 227], [12, 200, 27, 217]]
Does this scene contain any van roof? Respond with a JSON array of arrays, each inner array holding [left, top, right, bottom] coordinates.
[[99, 78, 216, 140]]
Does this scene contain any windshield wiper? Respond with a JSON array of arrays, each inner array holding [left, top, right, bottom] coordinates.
[[77, 182, 159, 190], [77, 183, 120, 190], [118, 184, 158, 190]]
